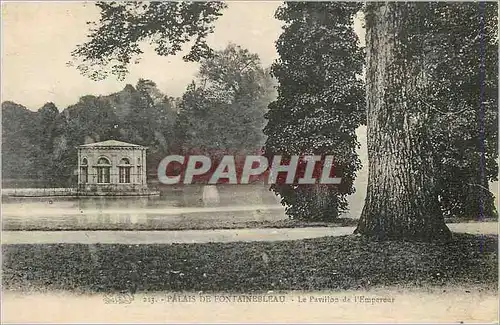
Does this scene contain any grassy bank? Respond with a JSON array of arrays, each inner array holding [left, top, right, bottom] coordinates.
[[444, 217, 498, 224], [4, 216, 495, 231], [2, 233, 497, 294], [2, 217, 359, 231]]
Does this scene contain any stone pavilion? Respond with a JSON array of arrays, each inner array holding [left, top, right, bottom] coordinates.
[[77, 140, 151, 195]]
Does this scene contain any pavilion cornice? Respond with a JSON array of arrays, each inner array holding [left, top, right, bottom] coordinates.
[[78, 146, 148, 150]]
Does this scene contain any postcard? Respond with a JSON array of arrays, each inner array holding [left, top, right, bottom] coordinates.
[[1, 1, 498, 323]]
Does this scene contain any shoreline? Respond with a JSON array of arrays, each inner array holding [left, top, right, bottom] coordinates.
[[2, 187, 161, 198], [2, 218, 496, 232]]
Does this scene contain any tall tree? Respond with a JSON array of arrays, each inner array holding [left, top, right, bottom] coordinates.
[[176, 44, 273, 159], [36, 102, 60, 184], [355, 2, 498, 239], [264, 2, 364, 221], [354, 3, 444, 240]]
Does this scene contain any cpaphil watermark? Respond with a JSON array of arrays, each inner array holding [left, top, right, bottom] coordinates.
[[157, 153, 342, 185]]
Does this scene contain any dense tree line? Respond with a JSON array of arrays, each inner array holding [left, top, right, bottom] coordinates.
[[2, 80, 178, 187], [2, 45, 275, 188], [414, 3, 498, 220]]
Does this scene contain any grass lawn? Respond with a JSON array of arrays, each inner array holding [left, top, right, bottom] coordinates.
[[2, 233, 497, 294], [444, 217, 498, 223]]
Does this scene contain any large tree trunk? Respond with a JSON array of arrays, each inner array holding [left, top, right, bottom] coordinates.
[[355, 3, 451, 241]]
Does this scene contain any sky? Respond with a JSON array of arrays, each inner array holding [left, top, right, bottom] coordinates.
[[1, 1, 365, 111], [1, 1, 286, 110]]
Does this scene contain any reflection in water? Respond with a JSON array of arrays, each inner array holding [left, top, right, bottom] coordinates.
[[202, 185, 220, 206], [2, 184, 288, 229], [3, 184, 280, 209], [3, 209, 287, 230]]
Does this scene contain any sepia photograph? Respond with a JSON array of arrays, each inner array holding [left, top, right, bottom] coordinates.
[[1, 1, 498, 323]]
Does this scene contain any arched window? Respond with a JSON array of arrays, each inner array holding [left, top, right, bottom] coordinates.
[[119, 157, 131, 183], [98, 157, 110, 165], [96, 157, 111, 183], [80, 158, 88, 183]]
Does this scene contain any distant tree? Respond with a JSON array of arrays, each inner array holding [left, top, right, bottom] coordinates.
[[136, 78, 165, 106], [264, 2, 365, 221], [35, 102, 60, 184], [1, 102, 39, 185], [176, 44, 274, 163], [134, 79, 179, 174]]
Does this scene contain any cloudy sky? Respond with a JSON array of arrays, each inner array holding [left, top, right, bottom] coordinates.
[[1, 2, 285, 110]]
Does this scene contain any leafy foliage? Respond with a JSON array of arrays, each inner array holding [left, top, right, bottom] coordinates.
[[175, 44, 276, 177], [402, 3, 498, 219], [264, 2, 365, 221], [1, 102, 40, 184], [70, 1, 227, 80]]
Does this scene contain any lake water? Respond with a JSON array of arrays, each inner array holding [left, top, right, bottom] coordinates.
[[2, 183, 368, 230], [2, 184, 293, 229]]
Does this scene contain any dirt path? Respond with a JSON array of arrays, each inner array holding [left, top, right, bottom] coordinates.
[[2, 222, 497, 244]]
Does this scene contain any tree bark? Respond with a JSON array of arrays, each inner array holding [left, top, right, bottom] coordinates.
[[355, 3, 452, 241]]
